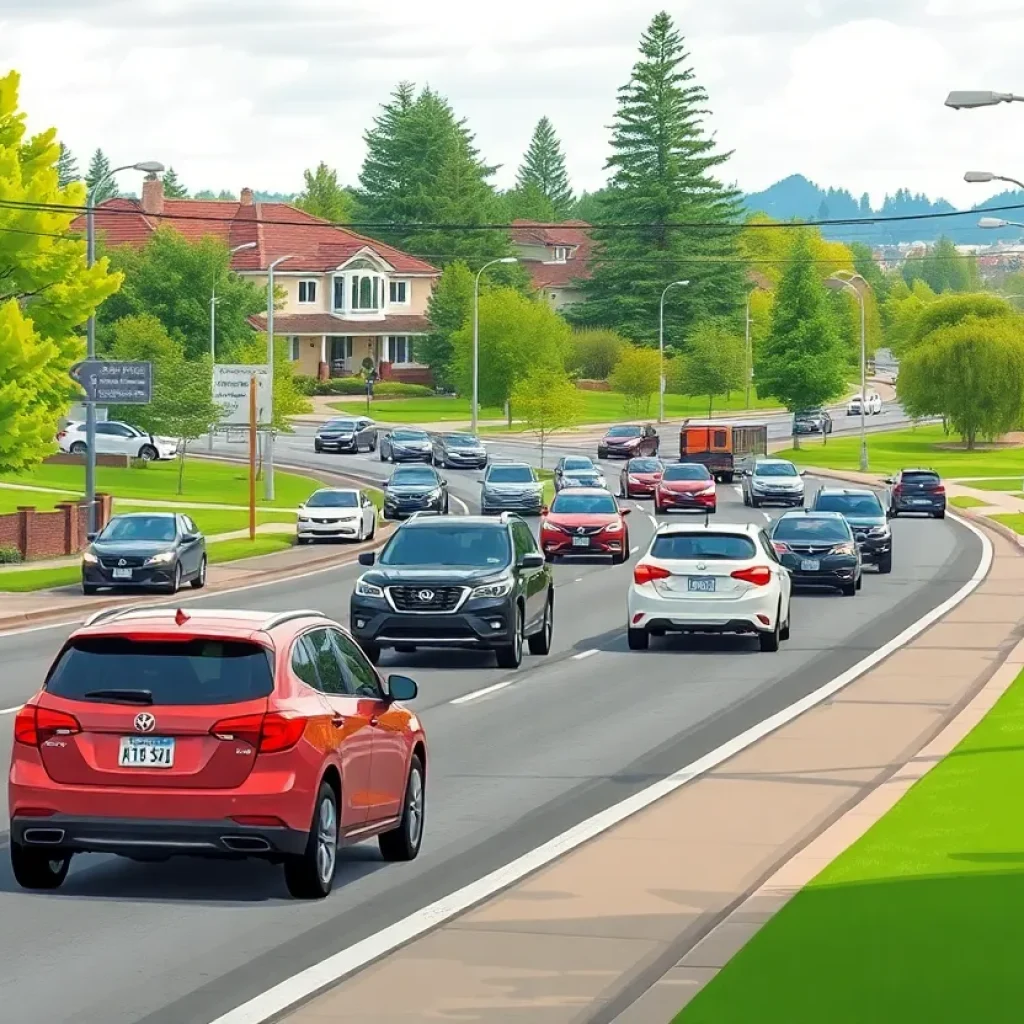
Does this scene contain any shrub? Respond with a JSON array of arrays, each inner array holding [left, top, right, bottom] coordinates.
[[313, 378, 434, 398], [0, 545, 23, 565], [293, 375, 319, 396]]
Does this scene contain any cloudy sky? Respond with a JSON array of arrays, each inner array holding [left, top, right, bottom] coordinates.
[[2, 0, 1023, 210]]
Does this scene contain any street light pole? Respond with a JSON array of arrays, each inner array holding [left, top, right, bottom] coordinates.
[[472, 256, 518, 433], [658, 280, 689, 423], [826, 272, 870, 472], [83, 161, 163, 532], [264, 254, 295, 502], [744, 287, 764, 410]]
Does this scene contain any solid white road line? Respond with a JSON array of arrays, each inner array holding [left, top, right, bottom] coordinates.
[[762, 512, 772, 521], [571, 649, 599, 661], [631, 546, 639, 555], [449, 681, 513, 705], [208, 517, 993, 1024], [0, 705, 22, 716], [647, 513, 658, 528]]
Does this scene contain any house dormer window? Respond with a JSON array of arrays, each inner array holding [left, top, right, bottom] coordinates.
[[332, 257, 386, 315], [552, 246, 572, 262], [298, 280, 317, 304]]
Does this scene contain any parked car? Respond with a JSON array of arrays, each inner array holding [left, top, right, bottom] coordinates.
[[653, 463, 717, 515], [379, 429, 432, 463], [57, 421, 178, 461], [431, 432, 488, 469], [619, 457, 664, 499], [81, 512, 206, 596], [351, 513, 554, 668], [314, 417, 377, 454], [554, 456, 606, 492], [8, 607, 426, 898], [884, 468, 946, 519], [793, 409, 833, 435], [480, 462, 545, 516], [812, 487, 892, 573], [382, 466, 449, 520], [741, 459, 805, 508], [769, 510, 862, 595], [540, 488, 631, 563], [847, 392, 882, 416], [297, 488, 378, 544], [597, 424, 660, 460]]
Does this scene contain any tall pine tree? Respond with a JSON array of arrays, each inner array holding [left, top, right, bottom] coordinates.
[[570, 12, 746, 346], [57, 143, 80, 187], [161, 167, 188, 198], [85, 148, 117, 202], [514, 117, 574, 219]]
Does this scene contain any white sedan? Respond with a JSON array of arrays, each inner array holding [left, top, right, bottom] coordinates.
[[626, 522, 792, 652], [297, 488, 378, 544], [57, 421, 179, 460], [847, 391, 882, 415]]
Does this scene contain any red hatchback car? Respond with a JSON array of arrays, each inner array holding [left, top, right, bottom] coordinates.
[[619, 457, 664, 499], [654, 463, 717, 515], [540, 488, 631, 563], [8, 606, 427, 899]]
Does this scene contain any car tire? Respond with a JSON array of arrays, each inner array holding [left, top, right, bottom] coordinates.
[[722, 473, 734, 484], [495, 606, 524, 669], [190, 556, 207, 590], [759, 610, 781, 652], [379, 448, 386, 461], [394, 644, 417, 654], [69, 442, 87, 455], [379, 755, 425, 862], [878, 553, 892, 574], [841, 581, 857, 597], [82, 582, 99, 595], [856, 574, 863, 591], [627, 627, 649, 651], [528, 591, 554, 656], [368, 517, 376, 540], [780, 605, 791, 642], [443, 497, 450, 514], [138, 444, 158, 461], [359, 640, 381, 664], [654, 501, 664, 515], [750, 496, 760, 508], [742, 491, 750, 506], [166, 562, 182, 595], [284, 781, 339, 900], [10, 842, 72, 891], [935, 510, 946, 520], [314, 442, 322, 453]]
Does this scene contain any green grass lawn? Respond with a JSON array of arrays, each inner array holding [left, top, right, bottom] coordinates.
[[991, 513, 1024, 535], [959, 478, 1024, 491], [675, 667, 1024, 1024], [780, 426, 1024, 479], [330, 390, 779, 426], [537, 468, 555, 506], [950, 496, 991, 509]]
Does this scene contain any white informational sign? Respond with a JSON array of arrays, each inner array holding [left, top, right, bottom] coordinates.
[[213, 365, 271, 426]]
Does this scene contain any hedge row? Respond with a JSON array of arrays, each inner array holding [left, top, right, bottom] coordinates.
[[293, 375, 435, 398]]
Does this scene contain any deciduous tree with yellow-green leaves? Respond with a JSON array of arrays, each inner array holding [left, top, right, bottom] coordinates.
[[0, 71, 122, 475]]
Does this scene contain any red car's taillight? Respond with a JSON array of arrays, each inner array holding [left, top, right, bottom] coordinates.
[[731, 566, 772, 587], [14, 705, 81, 746], [210, 712, 306, 753], [634, 562, 671, 585]]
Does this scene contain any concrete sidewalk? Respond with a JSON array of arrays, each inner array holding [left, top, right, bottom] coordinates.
[[278, 526, 1020, 1024]]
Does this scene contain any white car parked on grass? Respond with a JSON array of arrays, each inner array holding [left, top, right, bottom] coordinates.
[[57, 421, 179, 461], [627, 522, 792, 653], [847, 391, 882, 415], [297, 487, 378, 544]]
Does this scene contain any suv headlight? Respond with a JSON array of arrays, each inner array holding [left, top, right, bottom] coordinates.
[[144, 551, 176, 566], [831, 542, 856, 556], [426, 488, 441, 499], [82, 551, 98, 564], [869, 525, 890, 537], [355, 577, 384, 599], [471, 578, 514, 599]]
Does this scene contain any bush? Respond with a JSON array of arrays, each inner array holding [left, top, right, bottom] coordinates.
[[0, 545, 23, 565], [312, 378, 435, 398], [293, 375, 319, 396], [569, 329, 628, 380]]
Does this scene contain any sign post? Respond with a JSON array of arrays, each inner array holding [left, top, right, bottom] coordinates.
[[249, 376, 257, 541]]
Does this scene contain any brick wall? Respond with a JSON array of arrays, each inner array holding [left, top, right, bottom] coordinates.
[[0, 494, 112, 561], [385, 365, 434, 386], [576, 379, 611, 392], [45, 452, 131, 468]]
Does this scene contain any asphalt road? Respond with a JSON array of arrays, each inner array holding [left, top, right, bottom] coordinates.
[[0, 440, 980, 1024]]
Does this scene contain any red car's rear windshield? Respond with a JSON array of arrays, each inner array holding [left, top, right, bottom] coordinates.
[[45, 637, 275, 705]]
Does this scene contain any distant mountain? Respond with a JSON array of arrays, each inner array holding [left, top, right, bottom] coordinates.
[[741, 174, 1024, 246]]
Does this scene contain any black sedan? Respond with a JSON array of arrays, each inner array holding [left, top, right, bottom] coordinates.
[[432, 432, 488, 469], [769, 510, 861, 596], [380, 428, 433, 463], [81, 512, 207, 596], [314, 417, 377, 454], [382, 466, 450, 520]]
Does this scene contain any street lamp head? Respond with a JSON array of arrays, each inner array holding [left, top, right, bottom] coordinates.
[[133, 161, 165, 174], [945, 90, 1017, 109], [231, 242, 257, 253], [964, 171, 996, 183], [979, 217, 1010, 229], [675, 280, 690, 286], [497, 257, 519, 265]]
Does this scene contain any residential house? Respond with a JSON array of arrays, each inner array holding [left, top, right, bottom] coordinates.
[[510, 220, 593, 310], [80, 176, 441, 384]]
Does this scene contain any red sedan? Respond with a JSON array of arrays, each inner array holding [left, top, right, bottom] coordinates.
[[9, 607, 427, 899], [654, 463, 717, 515], [619, 457, 664, 499], [540, 488, 631, 564]]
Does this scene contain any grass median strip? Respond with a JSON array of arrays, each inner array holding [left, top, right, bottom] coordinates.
[[991, 513, 1024, 536], [675, 666, 1024, 1024], [950, 496, 991, 509]]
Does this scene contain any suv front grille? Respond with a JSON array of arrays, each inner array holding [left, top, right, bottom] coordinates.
[[387, 585, 468, 613]]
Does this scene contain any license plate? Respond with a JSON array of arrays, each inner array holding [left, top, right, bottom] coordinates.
[[801, 559, 820, 572], [119, 736, 175, 768], [572, 536, 591, 547], [112, 568, 133, 579], [688, 577, 716, 592], [912, 498, 929, 504]]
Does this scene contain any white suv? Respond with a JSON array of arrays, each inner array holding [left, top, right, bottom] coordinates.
[[847, 391, 882, 415], [57, 421, 179, 461], [627, 522, 792, 652]]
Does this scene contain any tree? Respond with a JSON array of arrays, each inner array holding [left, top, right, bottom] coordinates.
[[57, 143, 79, 187], [906, 293, 1014, 351], [571, 13, 747, 345], [515, 117, 574, 219], [500, 181, 557, 223], [161, 168, 188, 198], [510, 366, 584, 467], [898, 316, 1024, 449], [675, 320, 745, 416], [421, 261, 476, 390], [904, 236, 978, 294], [755, 233, 847, 444], [740, 213, 854, 289], [568, 329, 628, 380], [0, 71, 122, 475], [295, 162, 354, 222], [233, 336, 312, 429], [882, 278, 937, 354], [572, 188, 610, 223], [85, 148, 117, 202], [608, 346, 662, 415], [850, 242, 890, 302]]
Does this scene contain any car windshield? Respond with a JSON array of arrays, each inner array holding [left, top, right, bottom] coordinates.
[[629, 459, 662, 473], [380, 524, 511, 567], [390, 469, 437, 486], [756, 463, 799, 478], [444, 434, 479, 447], [797, 410, 823, 417], [607, 426, 641, 438], [487, 466, 534, 483], [651, 534, 757, 561], [663, 464, 711, 481], [815, 493, 883, 516], [773, 517, 851, 541], [45, 638, 274, 705], [325, 420, 356, 431], [306, 491, 359, 508], [563, 458, 594, 471], [393, 430, 427, 441], [99, 516, 176, 542], [550, 493, 618, 514]]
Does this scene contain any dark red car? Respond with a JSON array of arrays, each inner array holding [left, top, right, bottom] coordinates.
[[597, 424, 659, 460], [540, 488, 631, 563], [619, 457, 664, 499], [654, 463, 717, 515]]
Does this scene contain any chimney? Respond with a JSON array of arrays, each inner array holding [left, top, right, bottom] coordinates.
[[240, 187, 254, 207], [141, 175, 164, 216]]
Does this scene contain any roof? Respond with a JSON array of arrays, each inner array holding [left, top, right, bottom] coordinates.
[[77, 607, 326, 634], [247, 312, 431, 336], [777, 509, 844, 518], [75, 190, 439, 276], [816, 486, 876, 494], [510, 219, 594, 290]]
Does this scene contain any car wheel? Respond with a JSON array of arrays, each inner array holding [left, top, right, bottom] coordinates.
[[82, 583, 99, 596], [166, 562, 182, 595], [10, 843, 72, 891], [69, 441, 87, 455], [368, 517, 376, 540], [750, 496, 760, 508], [379, 448, 386, 461], [935, 510, 946, 520], [379, 755, 425, 862], [759, 609, 781, 652], [841, 581, 857, 597], [722, 473, 734, 484], [528, 591, 554, 656], [284, 781, 339, 900], [138, 444, 158, 461], [359, 640, 381, 664], [878, 553, 892, 574], [495, 606, 524, 669], [780, 604, 791, 642], [654, 501, 664, 515], [190, 556, 207, 590], [314, 442, 322, 453], [627, 627, 649, 651], [444, 497, 450, 514], [856, 574, 863, 591]]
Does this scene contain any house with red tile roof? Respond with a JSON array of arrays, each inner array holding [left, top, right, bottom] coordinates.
[[510, 220, 593, 310], [78, 176, 441, 384]]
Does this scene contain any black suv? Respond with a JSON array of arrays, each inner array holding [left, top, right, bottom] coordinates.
[[350, 514, 554, 669], [769, 510, 862, 596], [382, 465, 449, 520], [812, 487, 892, 574], [885, 468, 946, 519]]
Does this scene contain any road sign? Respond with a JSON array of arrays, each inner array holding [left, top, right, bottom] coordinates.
[[213, 364, 271, 426], [69, 360, 152, 404]]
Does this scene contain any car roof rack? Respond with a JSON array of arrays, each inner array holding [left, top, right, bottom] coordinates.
[[261, 610, 324, 630], [82, 606, 324, 631], [83, 603, 172, 627], [405, 510, 445, 521]]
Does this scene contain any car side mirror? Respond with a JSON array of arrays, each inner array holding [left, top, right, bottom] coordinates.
[[182, 533, 199, 543], [358, 551, 375, 566], [540, 506, 549, 516], [799, 470, 806, 477], [883, 477, 894, 485], [520, 553, 545, 569], [86, 532, 98, 542], [440, 478, 448, 485], [386, 674, 418, 702], [621, 507, 631, 516]]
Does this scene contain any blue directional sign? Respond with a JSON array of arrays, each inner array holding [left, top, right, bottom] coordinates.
[[70, 360, 152, 405]]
